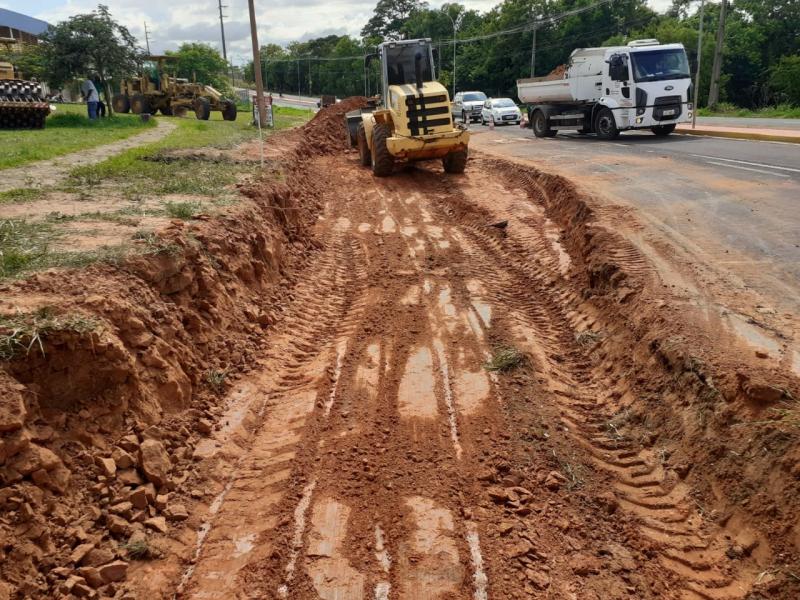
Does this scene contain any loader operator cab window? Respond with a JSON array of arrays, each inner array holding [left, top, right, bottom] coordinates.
[[385, 44, 433, 86]]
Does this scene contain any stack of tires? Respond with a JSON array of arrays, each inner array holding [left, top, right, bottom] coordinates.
[[0, 79, 50, 129]]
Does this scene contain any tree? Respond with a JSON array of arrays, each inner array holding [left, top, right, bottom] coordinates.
[[0, 42, 46, 81], [362, 0, 429, 40], [166, 43, 231, 93], [769, 55, 800, 105], [39, 4, 141, 114]]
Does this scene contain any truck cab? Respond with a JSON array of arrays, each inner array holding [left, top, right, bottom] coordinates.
[[518, 39, 693, 139]]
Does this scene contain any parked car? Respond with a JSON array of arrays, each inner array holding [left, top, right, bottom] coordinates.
[[481, 98, 522, 125], [452, 91, 488, 123]]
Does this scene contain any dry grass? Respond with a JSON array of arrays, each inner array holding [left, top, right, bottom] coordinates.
[[484, 346, 525, 372]]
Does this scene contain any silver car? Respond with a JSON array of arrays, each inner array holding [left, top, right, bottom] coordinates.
[[480, 98, 522, 126], [452, 91, 488, 123]]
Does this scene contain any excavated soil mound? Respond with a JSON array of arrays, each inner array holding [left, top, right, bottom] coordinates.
[[0, 101, 360, 599]]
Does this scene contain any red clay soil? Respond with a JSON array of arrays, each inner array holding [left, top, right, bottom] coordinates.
[[1, 98, 799, 600]]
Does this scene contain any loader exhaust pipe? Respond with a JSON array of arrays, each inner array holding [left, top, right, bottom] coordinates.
[[414, 52, 423, 91]]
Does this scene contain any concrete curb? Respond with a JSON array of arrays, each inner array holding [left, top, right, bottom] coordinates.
[[676, 127, 800, 144]]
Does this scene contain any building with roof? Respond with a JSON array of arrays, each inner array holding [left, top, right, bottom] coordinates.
[[0, 8, 50, 45]]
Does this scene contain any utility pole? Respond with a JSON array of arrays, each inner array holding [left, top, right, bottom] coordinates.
[[530, 25, 537, 78], [218, 0, 235, 85], [247, 0, 266, 128], [143, 22, 151, 55], [707, 0, 727, 109], [444, 11, 462, 99], [296, 59, 301, 99], [691, 0, 705, 129]]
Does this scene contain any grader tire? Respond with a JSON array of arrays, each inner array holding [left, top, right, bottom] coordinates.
[[130, 94, 150, 115], [371, 124, 394, 177], [357, 123, 371, 166], [194, 97, 211, 120], [443, 148, 468, 174], [112, 94, 130, 114], [222, 100, 238, 121]]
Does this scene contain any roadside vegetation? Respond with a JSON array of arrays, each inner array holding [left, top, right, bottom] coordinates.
[[0, 104, 155, 170], [698, 103, 800, 119], [0, 106, 312, 280]]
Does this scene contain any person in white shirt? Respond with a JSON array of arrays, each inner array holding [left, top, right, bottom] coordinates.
[[81, 78, 100, 119]]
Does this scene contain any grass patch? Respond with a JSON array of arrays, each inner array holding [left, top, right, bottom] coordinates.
[[698, 102, 800, 119], [0, 104, 157, 170], [0, 308, 98, 360], [132, 230, 182, 256], [121, 538, 161, 560], [0, 188, 44, 204], [484, 346, 525, 372], [67, 106, 311, 199], [575, 330, 603, 347], [205, 368, 228, 392], [165, 201, 201, 219]]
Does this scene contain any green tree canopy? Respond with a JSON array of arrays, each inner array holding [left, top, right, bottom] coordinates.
[[39, 4, 141, 110], [362, 0, 429, 39], [165, 43, 231, 93]]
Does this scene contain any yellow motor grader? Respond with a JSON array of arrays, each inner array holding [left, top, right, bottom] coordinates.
[[0, 37, 50, 129], [112, 55, 237, 121], [345, 38, 469, 176]]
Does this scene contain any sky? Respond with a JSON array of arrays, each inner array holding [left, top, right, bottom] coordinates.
[[3, 0, 674, 65]]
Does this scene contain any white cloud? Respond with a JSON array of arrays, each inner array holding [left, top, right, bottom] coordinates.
[[10, 0, 675, 65]]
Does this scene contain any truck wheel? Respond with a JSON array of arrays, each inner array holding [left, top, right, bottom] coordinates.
[[194, 97, 211, 120], [357, 123, 371, 167], [594, 107, 619, 140], [371, 123, 394, 177], [532, 110, 556, 138], [222, 100, 237, 121], [112, 94, 130, 114], [442, 148, 468, 174], [651, 124, 676, 136], [130, 94, 150, 115]]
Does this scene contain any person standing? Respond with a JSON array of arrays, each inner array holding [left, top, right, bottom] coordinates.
[[81, 77, 100, 119]]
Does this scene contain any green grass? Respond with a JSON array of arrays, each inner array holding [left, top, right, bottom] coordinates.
[[0, 307, 98, 359], [484, 346, 525, 372], [0, 188, 45, 204], [165, 200, 201, 219], [68, 106, 311, 198], [698, 102, 800, 119], [0, 104, 157, 170]]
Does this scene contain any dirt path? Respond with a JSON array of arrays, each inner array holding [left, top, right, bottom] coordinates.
[[0, 118, 175, 193], [147, 153, 781, 600]]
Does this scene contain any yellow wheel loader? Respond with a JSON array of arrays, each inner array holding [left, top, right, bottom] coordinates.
[[345, 38, 469, 176]]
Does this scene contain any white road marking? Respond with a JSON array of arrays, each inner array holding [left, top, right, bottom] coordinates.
[[705, 161, 790, 178], [689, 153, 800, 174]]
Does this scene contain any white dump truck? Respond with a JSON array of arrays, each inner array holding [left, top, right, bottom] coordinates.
[[517, 39, 693, 140]]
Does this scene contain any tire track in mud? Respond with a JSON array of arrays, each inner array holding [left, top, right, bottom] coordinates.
[[420, 158, 761, 600], [177, 149, 765, 600]]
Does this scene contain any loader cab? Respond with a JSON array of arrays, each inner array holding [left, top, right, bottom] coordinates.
[[377, 39, 436, 107]]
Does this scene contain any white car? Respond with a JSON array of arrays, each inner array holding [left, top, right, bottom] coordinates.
[[480, 98, 522, 126], [452, 91, 488, 123]]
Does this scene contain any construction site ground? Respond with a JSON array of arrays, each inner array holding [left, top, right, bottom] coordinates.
[[1, 99, 798, 600]]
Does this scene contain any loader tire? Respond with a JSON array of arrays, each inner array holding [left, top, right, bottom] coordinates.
[[442, 148, 468, 174], [594, 107, 619, 140], [160, 105, 173, 116], [532, 109, 556, 138], [370, 123, 394, 177], [112, 94, 130, 114], [222, 99, 237, 121], [194, 97, 211, 120], [357, 123, 371, 166], [130, 94, 150, 115]]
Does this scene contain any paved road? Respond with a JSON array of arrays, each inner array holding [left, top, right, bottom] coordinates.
[[469, 121, 800, 327]]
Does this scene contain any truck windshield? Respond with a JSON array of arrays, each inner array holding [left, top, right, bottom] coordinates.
[[463, 92, 487, 102], [385, 44, 433, 86], [631, 49, 690, 82]]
